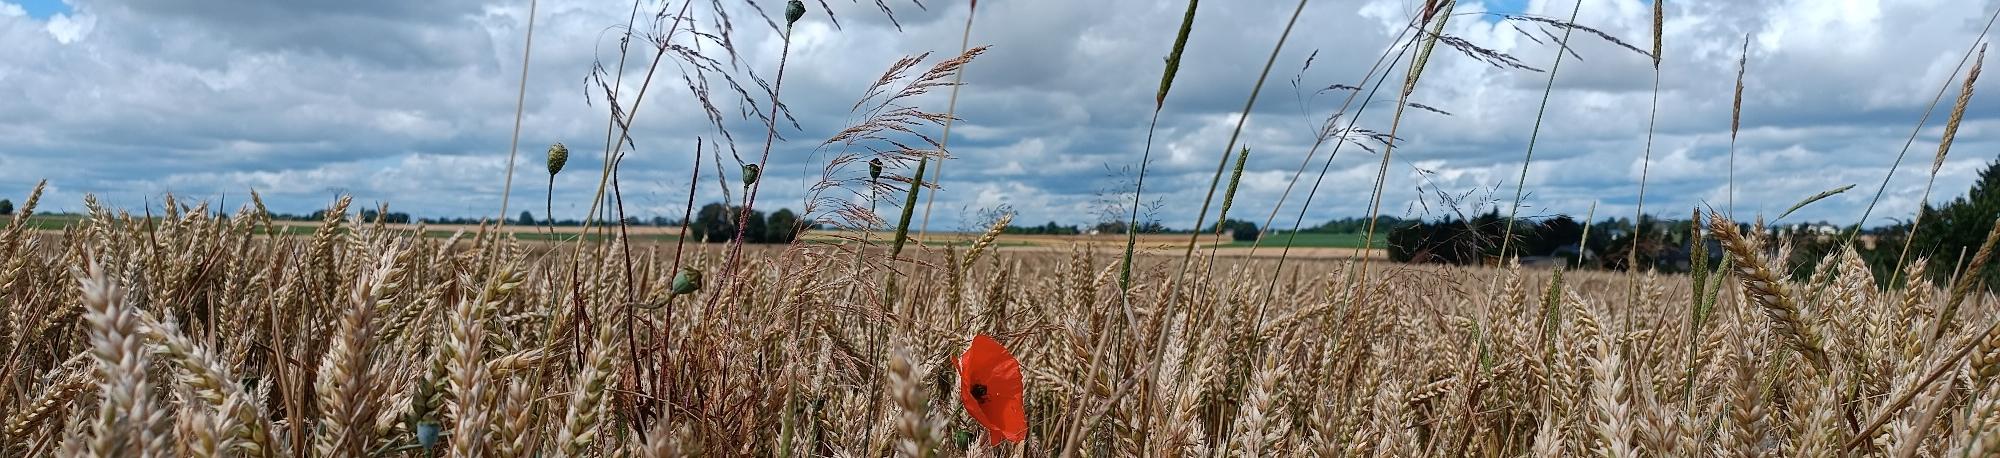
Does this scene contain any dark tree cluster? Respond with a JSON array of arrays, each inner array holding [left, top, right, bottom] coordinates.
[[689, 203, 807, 244]]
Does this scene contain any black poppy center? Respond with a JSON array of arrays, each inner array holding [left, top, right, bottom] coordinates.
[[971, 383, 989, 404]]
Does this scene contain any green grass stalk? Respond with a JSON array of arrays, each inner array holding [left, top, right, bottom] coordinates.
[[1496, 0, 1586, 266]]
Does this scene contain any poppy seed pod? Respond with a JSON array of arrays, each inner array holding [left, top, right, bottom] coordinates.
[[868, 158, 884, 181], [546, 142, 569, 175], [416, 422, 441, 449], [671, 266, 702, 296], [741, 163, 761, 187], [785, 0, 805, 27]]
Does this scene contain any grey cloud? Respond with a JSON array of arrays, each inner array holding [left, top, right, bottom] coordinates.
[[1, 0, 1998, 233]]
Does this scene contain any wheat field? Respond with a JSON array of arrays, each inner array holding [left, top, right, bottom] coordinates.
[[5, 0, 2000, 455], [1, 180, 1999, 457]]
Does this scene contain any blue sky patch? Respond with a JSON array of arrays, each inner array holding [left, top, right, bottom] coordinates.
[[13, 0, 72, 19], [1483, 0, 1531, 16]]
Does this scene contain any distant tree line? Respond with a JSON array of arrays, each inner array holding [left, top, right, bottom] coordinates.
[[1301, 216, 1407, 234], [1385, 210, 1736, 271], [259, 202, 817, 245], [1380, 154, 2000, 291], [687, 203, 809, 244]]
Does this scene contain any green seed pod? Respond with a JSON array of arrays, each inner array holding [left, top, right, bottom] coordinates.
[[546, 142, 569, 175], [868, 158, 884, 181], [786, 0, 805, 27], [741, 163, 761, 187], [671, 266, 702, 296]]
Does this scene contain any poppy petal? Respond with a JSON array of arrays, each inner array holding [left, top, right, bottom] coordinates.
[[959, 334, 1028, 445]]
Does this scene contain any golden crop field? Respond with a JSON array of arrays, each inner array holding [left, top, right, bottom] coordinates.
[[6, 0, 2000, 456], [3, 188, 1999, 457]]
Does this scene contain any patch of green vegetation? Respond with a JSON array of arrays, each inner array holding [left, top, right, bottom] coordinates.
[[0, 214, 87, 231], [492, 230, 680, 243], [1222, 231, 1380, 249]]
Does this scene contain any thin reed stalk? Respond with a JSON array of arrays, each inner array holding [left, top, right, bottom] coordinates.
[[1497, 0, 1586, 267]]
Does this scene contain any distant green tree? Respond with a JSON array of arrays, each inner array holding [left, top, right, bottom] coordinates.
[[1912, 155, 2000, 289], [0, 199, 12, 216], [693, 203, 734, 242], [1532, 215, 1586, 256], [1206, 219, 1260, 242], [766, 208, 802, 243], [1230, 220, 1259, 242], [1093, 220, 1164, 235], [692, 202, 790, 243], [519, 211, 535, 226]]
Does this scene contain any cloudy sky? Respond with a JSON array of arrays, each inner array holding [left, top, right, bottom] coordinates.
[[1, 0, 1997, 231]]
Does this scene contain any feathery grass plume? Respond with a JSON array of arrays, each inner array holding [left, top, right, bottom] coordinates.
[[1246, 8, 1425, 317], [1360, 0, 1454, 262], [1939, 217, 2000, 340], [816, 47, 988, 265], [1707, 213, 1831, 374], [716, 0, 816, 299], [1894, 44, 1985, 290], [78, 260, 171, 457]]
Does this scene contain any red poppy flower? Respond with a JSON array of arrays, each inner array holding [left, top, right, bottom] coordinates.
[[958, 333, 1028, 445]]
